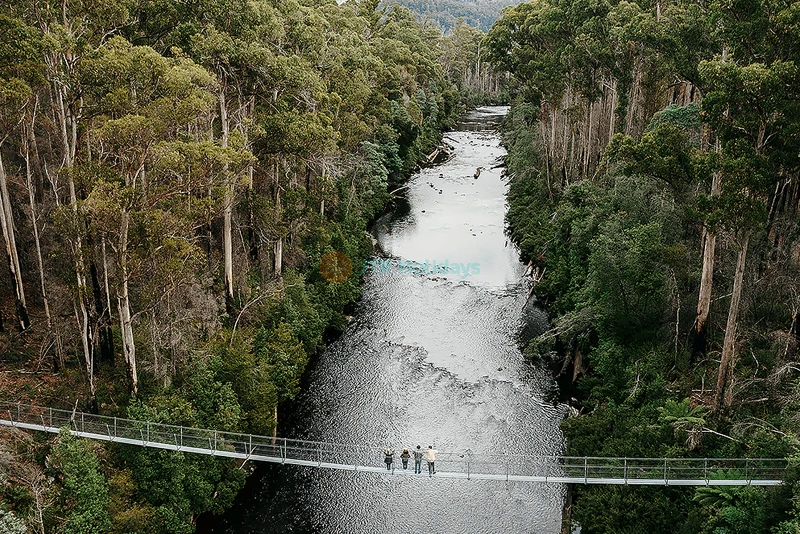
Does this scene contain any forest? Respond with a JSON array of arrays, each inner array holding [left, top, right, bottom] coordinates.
[[0, 0, 501, 532], [485, 0, 800, 530]]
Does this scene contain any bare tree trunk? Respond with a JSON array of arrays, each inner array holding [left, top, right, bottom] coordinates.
[[274, 238, 283, 278], [23, 124, 51, 329], [714, 231, 750, 412], [694, 228, 716, 354], [117, 210, 138, 396], [54, 81, 96, 377], [0, 153, 30, 330], [89, 257, 113, 364], [694, 167, 722, 356], [274, 179, 283, 277], [101, 236, 114, 362], [74, 301, 94, 398], [220, 91, 235, 314], [584, 101, 594, 178]]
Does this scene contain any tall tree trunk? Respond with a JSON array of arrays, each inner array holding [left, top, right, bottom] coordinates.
[[274, 238, 283, 278], [693, 167, 722, 356], [220, 91, 235, 314], [693, 230, 716, 355], [25, 96, 45, 202], [274, 175, 283, 278], [714, 231, 750, 412], [0, 153, 30, 330], [74, 301, 94, 399], [101, 236, 114, 361], [23, 124, 51, 330], [55, 81, 96, 378], [117, 210, 138, 396], [89, 258, 113, 364]]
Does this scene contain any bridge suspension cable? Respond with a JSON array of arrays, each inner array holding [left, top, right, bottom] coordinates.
[[0, 402, 787, 486]]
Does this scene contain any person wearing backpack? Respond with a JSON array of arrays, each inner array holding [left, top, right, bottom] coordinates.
[[413, 445, 424, 474], [400, 448, 411, 470], [384, 449, 394, 471]]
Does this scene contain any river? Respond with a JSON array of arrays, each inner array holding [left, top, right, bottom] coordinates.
[[208, 106, 568, 533]]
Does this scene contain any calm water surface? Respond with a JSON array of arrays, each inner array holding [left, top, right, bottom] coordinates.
[[210, 107, 567, 534]]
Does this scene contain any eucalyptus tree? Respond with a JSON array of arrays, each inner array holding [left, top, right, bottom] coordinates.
[[78, 36, 225, 395], [13, 0, 133, 382], [0, 16, 38, 332], [700, 57, 800, 410]]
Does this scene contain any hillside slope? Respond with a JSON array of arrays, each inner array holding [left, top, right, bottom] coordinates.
[[390, 0, 525, 31]]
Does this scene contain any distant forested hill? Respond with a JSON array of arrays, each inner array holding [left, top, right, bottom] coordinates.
[[389, 0, 524, 32]]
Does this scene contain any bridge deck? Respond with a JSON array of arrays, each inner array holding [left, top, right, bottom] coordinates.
[[0, 403, 786, 486]]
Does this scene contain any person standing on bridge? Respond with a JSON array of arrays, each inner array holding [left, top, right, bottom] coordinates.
[[426, 445, 438, 476], [384, 449, 394, 471], [413, 445, 424, 473], [400, 448, 410, 470]]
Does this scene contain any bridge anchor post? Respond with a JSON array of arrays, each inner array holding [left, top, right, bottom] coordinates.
[[624, 457, 628, 485], [584, 457, 588, 485]]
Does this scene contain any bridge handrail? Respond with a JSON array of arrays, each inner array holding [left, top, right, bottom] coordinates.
[[0, 402, 789, 483]]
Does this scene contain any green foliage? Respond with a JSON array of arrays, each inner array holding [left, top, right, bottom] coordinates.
[[572, 486, 701, 534], [212, 335, 278, 434], [254, 321, 308, 403], [658, 398, 708, 429], [120, 398, 246, 534], [492, 0, 800, 528], [692, 485, 786, 534], [51, 430, 112, 534]]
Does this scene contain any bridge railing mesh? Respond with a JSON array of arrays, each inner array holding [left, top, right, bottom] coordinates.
[[0, 402, 788, 482]]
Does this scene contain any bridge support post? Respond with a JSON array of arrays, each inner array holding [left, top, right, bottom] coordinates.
[[584, 458, 588, 485], [664, 458, 668, 486], [704, 458, 708, 486], [746, 459, 750, 486], [624, 458, 628, 485]]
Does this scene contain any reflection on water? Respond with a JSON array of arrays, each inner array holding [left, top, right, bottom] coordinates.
[[209, 107, 567, 534]]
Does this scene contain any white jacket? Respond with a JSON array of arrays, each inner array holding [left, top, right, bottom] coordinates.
[[426, 449, 438, 462]]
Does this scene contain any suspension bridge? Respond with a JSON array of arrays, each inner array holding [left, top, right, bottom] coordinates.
[[0, 402, 788, 486]]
